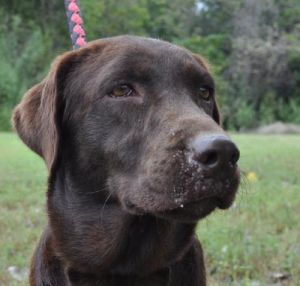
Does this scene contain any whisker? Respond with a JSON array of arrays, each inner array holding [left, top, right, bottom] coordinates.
[[100, 191, 114, 228], [81, 186, 109, 195]]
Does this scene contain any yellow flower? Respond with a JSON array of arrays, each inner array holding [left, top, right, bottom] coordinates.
[[247, 172, 258, 182]]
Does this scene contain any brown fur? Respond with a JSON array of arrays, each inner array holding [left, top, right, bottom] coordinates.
[[13, 36, 239, 286]]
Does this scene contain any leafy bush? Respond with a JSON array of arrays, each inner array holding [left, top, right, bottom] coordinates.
[[0, 14, 52, 130]]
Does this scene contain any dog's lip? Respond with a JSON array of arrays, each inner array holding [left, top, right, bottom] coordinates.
[[152, 190, 237, 222], [152, 175, 239, 221], [165, 193, 234, 212]]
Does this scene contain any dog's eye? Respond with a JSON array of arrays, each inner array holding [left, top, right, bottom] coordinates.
[[199, 87, 211, 100], [110, 85, 133, 97]]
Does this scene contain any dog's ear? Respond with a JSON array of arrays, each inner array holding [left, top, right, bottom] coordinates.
[[12, 52, 75, 171], [192, 53, 221, 125]]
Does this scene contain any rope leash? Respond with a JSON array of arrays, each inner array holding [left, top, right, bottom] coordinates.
[[64, 0, 87, 49]]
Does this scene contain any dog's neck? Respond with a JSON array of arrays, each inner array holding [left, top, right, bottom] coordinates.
[[45, 166, 197, 279]]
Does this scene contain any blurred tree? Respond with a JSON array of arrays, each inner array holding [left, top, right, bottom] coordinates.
[[81, 0, 149, 39], [224, 0, 300, 128], [0, 0, 299, 130], [191, 0, 243, 36]]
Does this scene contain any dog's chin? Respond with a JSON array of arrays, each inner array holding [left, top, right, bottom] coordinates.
[[155, 198, 218, 223], [122, 192, 237, 223], [154, 193, 236, 223]]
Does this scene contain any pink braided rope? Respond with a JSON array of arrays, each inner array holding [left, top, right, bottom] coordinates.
[[64, 0, 87, 49]]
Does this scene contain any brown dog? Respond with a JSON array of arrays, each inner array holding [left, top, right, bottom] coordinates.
[[13, 36, 240, 286]]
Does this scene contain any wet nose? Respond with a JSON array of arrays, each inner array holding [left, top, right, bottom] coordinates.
[[189, 134, 240, 174]]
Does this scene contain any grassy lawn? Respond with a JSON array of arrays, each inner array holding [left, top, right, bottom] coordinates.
[[0, 132, 299, 285]]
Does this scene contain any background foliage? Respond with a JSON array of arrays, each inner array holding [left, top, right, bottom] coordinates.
[[0, 0, 299, 130]]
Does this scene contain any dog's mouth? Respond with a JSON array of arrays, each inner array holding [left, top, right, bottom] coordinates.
[[121, 170, 240, 222], [154, 180, 239, 223]]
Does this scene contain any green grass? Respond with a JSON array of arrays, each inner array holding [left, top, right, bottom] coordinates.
[[0, 132, 299, 285], [0, 132, 47, 286], [199, 134, 300, 286]]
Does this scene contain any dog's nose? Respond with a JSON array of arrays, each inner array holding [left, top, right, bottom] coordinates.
[[189, 135, 239, 174]]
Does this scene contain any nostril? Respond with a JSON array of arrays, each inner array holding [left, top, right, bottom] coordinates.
[[230, 148, 240, 166], [196, 150, 218, 166]]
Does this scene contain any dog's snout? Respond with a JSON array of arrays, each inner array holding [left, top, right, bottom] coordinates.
[[189, 135, 240, 173]]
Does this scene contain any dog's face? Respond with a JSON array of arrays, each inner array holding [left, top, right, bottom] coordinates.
[[13, 36, 240, 223]]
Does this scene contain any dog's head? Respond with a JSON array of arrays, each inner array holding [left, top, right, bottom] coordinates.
[[13, 36, 240, 223]]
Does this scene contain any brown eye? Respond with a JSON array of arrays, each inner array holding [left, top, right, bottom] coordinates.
[[199, 87, 211, 100], [110, 85, 133, 97]]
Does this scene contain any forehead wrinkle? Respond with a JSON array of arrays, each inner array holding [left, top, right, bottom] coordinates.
[[98, 54, 156, 86]]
